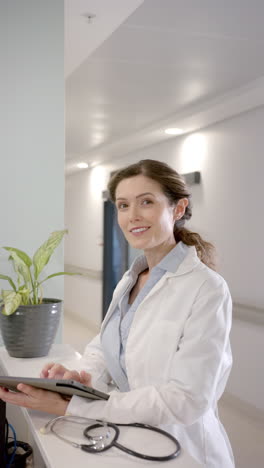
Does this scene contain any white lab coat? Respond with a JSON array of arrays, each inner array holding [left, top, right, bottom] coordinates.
[[67, 246, 234, 467]]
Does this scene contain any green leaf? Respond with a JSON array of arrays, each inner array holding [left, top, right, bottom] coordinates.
[[3, 247, 32, 267], [0, 274, 16, 291], [18, 287, 30, 305], [33, 230, 68, 280], [6, 250, 32, 288], [1, 290, 22, 315]]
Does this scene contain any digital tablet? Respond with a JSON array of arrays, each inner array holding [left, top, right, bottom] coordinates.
[[0, 376, 109, 400]]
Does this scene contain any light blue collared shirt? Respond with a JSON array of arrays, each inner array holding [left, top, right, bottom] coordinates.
[[101, 242, 189, 392]]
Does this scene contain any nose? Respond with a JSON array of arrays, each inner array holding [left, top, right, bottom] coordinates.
[[128, 203, 141, 222]]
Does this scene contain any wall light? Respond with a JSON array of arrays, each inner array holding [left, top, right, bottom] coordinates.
[[182, 171, 201, 185], [165, 128, 184, 135], [77, 162, 89, 169]]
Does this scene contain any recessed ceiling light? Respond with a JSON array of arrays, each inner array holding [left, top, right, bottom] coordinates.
[[164, 128, 184, 135], [77, 162, 89, 169], [82, 13, 96, 24]]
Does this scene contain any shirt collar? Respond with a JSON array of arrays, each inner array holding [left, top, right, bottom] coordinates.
[[130, 254, 148, 276], [156, 241, 189, 273], [129, 241, 190, 276]]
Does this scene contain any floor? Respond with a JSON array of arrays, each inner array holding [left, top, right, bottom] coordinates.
[[63, 314, 264, 468]]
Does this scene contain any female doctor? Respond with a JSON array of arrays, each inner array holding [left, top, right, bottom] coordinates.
[[0, 159, 234, 467]]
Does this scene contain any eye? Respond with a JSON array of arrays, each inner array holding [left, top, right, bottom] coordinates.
[[117, 202, 128, 210], [142, 199, 153, 205]]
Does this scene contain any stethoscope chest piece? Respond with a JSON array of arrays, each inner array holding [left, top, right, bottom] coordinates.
[[82, 422, 119, 452]]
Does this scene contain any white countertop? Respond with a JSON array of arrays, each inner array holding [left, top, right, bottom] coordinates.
[[0, 344, 201, 467]]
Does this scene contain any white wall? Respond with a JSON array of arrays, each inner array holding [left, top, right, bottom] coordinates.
[[65, 105, 264, 409], [0, 0, 65, 343], [64, 166, 109, 328]]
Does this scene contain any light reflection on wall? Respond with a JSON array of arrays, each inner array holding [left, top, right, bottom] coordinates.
[[178, 133, 207, 174], [89, 165, 108, 202], [91, 132, 105, 146]]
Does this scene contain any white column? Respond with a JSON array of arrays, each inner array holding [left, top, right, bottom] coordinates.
[[0, 0, 65, 344]]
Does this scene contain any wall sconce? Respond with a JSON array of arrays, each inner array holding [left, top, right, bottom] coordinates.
[[182, 171, 201, 185], [102, 190, 109, 200]]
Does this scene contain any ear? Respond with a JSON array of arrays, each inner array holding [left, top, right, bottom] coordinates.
[[174, 198, 188, 221]]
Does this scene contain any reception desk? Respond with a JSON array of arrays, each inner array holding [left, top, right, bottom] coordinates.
[[0, 344, 201, 467]]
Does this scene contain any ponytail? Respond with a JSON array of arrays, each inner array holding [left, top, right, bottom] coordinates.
[[174, 227, 217, 271]]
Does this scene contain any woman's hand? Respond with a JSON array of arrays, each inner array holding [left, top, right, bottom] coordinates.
[[0, 363, 92, 414], [0, 363, 92, 415], [40, 362, 92, 387], [0, 384, 69, 415]]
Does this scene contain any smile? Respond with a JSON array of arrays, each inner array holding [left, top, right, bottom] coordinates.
[[130, 227, 150, 234]]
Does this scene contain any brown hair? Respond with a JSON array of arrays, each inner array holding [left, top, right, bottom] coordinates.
[[108, 159, 216, 270]]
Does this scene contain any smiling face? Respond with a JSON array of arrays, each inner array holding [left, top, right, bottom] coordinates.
[[115, 175, 180, 256]]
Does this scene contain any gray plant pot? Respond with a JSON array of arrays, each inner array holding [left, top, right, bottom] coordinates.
[[0, 299, 62, 358]]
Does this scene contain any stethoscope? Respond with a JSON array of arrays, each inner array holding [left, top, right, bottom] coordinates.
[[41, 415, 181, 462]]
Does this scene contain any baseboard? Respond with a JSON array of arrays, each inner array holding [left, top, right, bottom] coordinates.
[[221, 391, 264, 428], [233, 302, 264, 327]]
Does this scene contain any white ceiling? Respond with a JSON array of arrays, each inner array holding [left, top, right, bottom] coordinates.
[[65, 0, 144, 77], [65, 0, 264, 175]]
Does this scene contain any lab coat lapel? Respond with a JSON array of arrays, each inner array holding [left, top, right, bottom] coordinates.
[[101, 273, 131, 333], [130, 246, 201, 314], [101, 246, 200, 332]]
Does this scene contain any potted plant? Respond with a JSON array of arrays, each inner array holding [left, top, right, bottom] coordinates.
[[0, 229, 75, 358]]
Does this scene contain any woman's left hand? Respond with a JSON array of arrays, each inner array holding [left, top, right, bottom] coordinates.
[[0, 384, 69, 415]]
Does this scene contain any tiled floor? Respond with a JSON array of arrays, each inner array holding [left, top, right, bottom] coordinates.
[[63, 314, 264, 468]]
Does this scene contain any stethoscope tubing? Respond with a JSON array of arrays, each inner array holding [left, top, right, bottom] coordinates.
[[42, 415, 181, 462], [83, 422, 181, 461]]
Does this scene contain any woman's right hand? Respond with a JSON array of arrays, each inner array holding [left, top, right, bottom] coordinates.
[[40, 363, 92, 387]]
